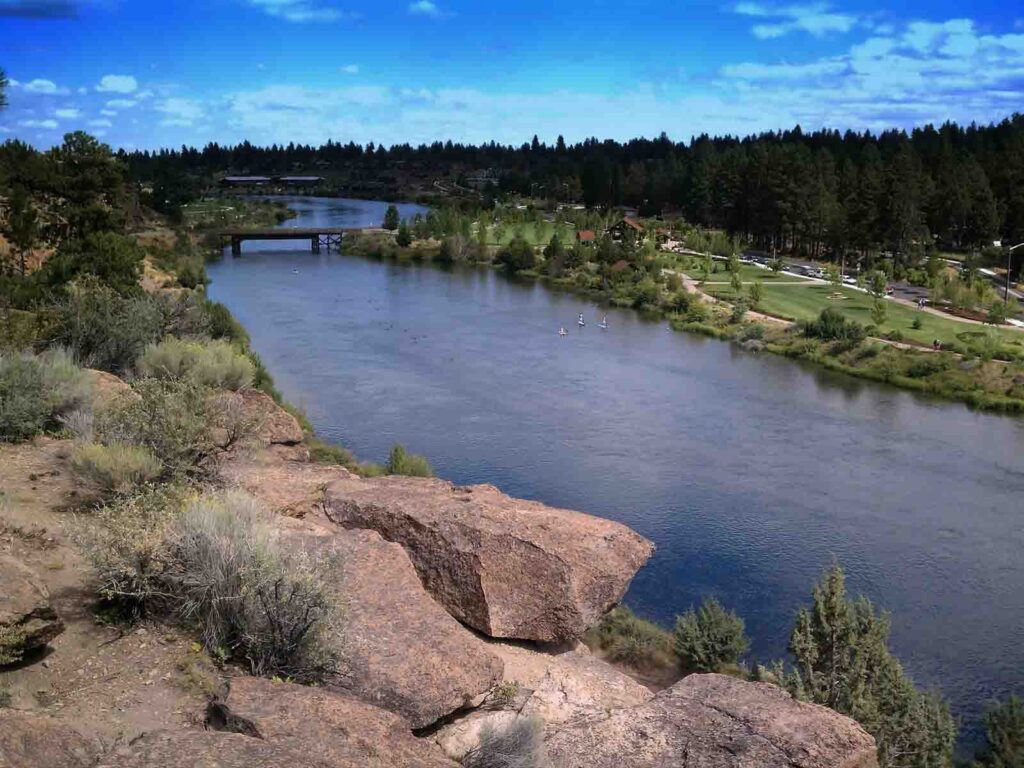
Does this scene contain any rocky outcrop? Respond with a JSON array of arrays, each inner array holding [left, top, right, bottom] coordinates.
[[436, 641, 653, 761], [544, 673, 879, 768], [0, 555, 65, 666], [210, 389, 305, 449], [323, 475, 654, 642], [0, 710, 99, 768], [277, 521, 503, 728], [209, 676, 456, 767]]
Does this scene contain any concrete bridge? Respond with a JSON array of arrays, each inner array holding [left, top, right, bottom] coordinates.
[[216, 227, 359, 256]]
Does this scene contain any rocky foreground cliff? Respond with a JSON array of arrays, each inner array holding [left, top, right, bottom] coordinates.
[[0, 383, 878, 768]]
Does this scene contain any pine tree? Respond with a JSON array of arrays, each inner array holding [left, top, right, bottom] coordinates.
[[788, 566, 956, 768]]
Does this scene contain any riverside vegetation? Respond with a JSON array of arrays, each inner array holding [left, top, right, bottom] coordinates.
[[350, 202, 1024, 413], [1, 123, 1022, 766]]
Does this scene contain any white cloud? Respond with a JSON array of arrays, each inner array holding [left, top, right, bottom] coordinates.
[[106, 98, 137, 109], [88, 118, 113, 128], [340, 64, 360, 74], [408, 0, 445, 18], [735, 2, 858, 38], [19, 119, 59, 129], [246, 0, 353, 22], [54, 108, 80, 118], [716, 16, 1024, 133], [156, 97, 204, 127], [96, 74, 138, 93], [21, 78, 67, 95], [100, 109, 118, 116]]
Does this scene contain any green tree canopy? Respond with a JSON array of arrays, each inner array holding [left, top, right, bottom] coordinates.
[[673, 596, 749, 673]]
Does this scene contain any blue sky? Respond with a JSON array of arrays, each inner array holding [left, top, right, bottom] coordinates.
[[1, 0, 1023, 150]]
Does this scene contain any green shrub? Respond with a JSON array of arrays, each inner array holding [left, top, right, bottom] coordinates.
[[76, 490, 341, 683], [739, 323, 766, 341], [462, 716, 546, 768], [729, 299, 749, 324], [200, 300, 250, 346], [803, 308, 866, 343], [673, 596, 749, 673], [72, 442, 162, 493], [0, 348, 93, 442], [176, 258, 208, 289], [138, 338, 255, 390], [587, 605, 676, 671], [308, 438, 355, 467], [0, 354, 48, 442], [95, 378, 214, 478], [169, 493, 340, 682], [386, 444, 434, 477], [53, 280, 164, 373], [73, 485, 187, 618]]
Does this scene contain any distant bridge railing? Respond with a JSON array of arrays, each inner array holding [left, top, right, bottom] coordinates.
[[215, 227, 361, 255]]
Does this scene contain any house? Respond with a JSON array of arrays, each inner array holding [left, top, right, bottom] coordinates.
[[606, 217, 644, 242], [576, 230, 596, 245]]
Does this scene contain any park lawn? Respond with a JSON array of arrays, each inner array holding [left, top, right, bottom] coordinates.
[[701, 263, 810, 283], [707, 283, 1024, 349], [486, 220, 578, 248]]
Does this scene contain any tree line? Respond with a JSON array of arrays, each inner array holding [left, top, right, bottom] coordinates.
[[121, 114, 1024, 270]]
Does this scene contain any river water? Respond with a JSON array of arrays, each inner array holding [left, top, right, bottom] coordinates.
[[207, 196, 1024, 743]]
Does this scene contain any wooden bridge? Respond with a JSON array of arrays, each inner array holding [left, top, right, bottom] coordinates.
[[216, 227, 359, 256]]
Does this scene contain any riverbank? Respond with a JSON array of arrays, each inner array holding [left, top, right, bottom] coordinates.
[[341, 230, 1024, 415]]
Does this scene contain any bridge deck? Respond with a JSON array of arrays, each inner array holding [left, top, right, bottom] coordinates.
[[216, 227, 358, 239], [217, 227, 361, 255]]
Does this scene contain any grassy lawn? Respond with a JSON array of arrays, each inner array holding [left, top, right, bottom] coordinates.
[[707, 283, 1024, 349], [701, 264, 810, 283], [486, 220, 577, 248]]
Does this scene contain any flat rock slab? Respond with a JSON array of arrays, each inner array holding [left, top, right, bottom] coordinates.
[[324, 475, 654, 642], [436, 641, 654, 761], [0, 710, 99, 768], [0, 555, 65, 665], [545, 673, 878, 768], [214, 676, 456, 767], [218, 450, 350, 518], [98, 730, 303, 768], [491, 641, 653, 725], [277, 521, 503, 729]]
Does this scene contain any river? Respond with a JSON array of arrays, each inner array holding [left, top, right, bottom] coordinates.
[[207, 196, 1024, 745]]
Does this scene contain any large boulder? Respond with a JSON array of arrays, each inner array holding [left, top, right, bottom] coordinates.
[[277, 521, 503, 728], [0, 710, 99, 768], [544, 673, 879, 768], [323, 476, 654, 642], [209, 676, 455, 767], [0, 555, 65, 666]]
